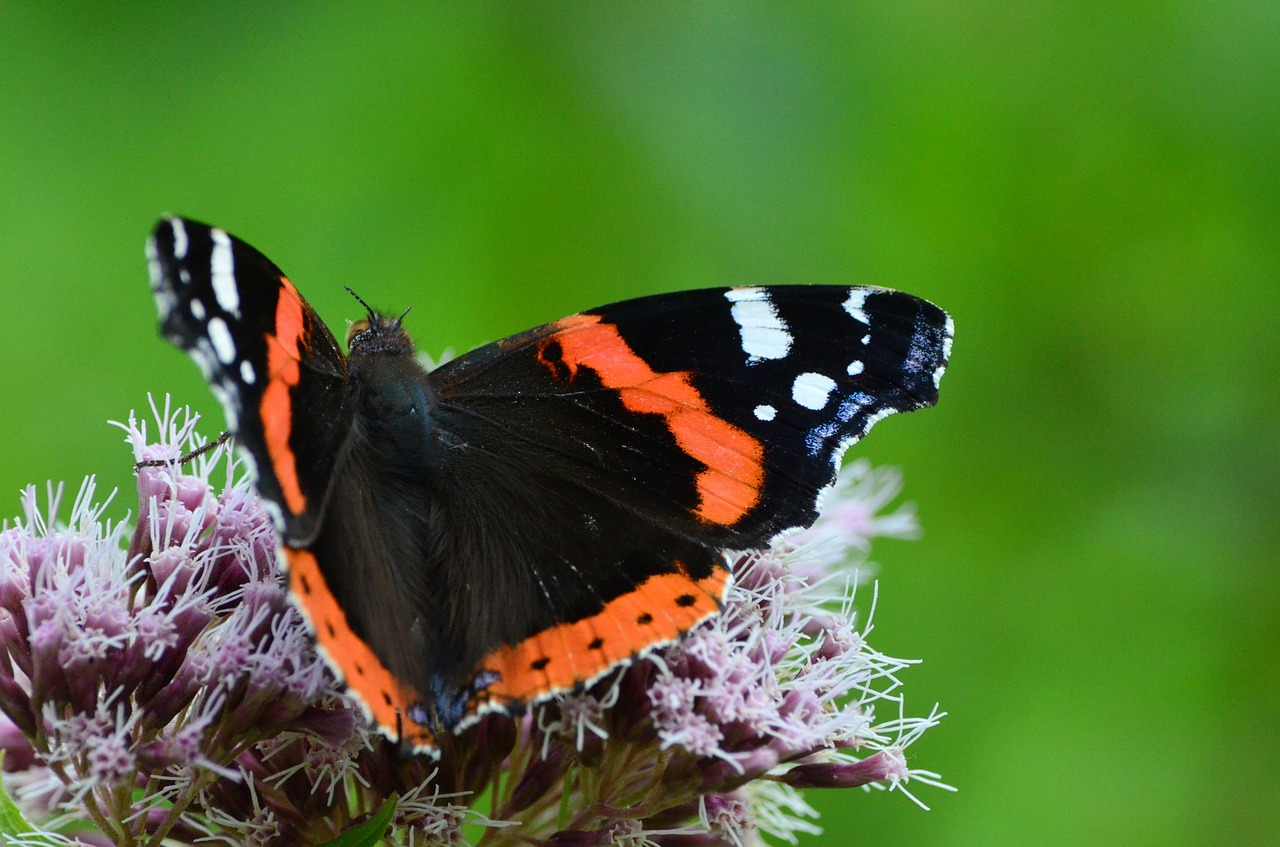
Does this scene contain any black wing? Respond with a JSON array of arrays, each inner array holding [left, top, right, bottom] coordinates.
[[147, 216, 354, 544]]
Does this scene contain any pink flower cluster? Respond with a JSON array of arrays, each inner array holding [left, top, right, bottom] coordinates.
[[0, 400, 946, 846]]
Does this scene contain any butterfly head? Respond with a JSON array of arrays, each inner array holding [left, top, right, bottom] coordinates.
[[344, 286, 415, 356]]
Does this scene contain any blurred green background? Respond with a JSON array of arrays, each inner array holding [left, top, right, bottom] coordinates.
[[2, 4, 1276, 845]]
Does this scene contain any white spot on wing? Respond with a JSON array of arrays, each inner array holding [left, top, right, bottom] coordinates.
[[207, 316, 237, 365], [792, 372, 837, 410], [170, 218, 189, 261], [210, 229, 240, 314], [843, 288, 871, 326], [847, 360, 864, 376], [724, 288, 792, 362], [190, 299, 206, 320], [240, 359, 256, 385], [754, 404, 777, 421], [934, 314, 955, 388]]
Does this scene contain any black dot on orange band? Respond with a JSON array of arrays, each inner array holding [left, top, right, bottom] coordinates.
[[675, 594, 697, 607], [353, 662, 365, 676], [637, 612, 654, 625], [298, 574, 312, 593], [325, 621, 337, 637], [382, 691, 393, 706], [537, 340, 572, 382], [531, 656, 551, 671], [588, 637, 604, 650]]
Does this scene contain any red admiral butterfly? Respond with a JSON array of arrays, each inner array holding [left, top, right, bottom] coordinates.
[[146, 216, 953, 756]]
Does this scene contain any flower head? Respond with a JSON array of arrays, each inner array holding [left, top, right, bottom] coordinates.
[[0, 398, 949, 844]]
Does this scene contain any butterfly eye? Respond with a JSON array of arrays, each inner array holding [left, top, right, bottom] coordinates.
[[346, 319, 371, 348]]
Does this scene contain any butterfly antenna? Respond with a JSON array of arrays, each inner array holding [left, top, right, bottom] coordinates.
[[344, 285, 377, 319]]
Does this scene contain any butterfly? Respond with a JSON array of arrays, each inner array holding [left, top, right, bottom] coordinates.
[[146, 216, 952, 755]]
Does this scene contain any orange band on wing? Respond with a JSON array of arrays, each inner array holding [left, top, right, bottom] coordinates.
[[547, 314, 764, 525], [475, 563, 729, 706], [283, 547, 435, 751], [260, 278, 308, 515]]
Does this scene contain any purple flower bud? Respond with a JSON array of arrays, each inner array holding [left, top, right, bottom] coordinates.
[[732, 550, 787, 593], [506, 740, 566, 814], [664, 712, 724, 759], [779, 687, 822, 725], [0, 609, 28, 673], [133, 462, 176, 512], [607, 661, 658, 743], [0, 673, 33, 735], [137, 654, 205, 726], [136, 719, 207, 770], [0, 542, 29, 616], [539, 689, 612, 767], [0, 714, 36, 771], [86, 733, 136, 785], [171, 474, 212, 515], [687, 792, 759, 846], [780, 750, 909, 789], [28, 616, 68, 705], [151, 500, 201, 556], [455, 714, 517, 794], [133, 607, 181, 661], [748, 627, 793, 666], [648, 675, 702, 728], [293, 704, 357, 749], [696, 747, 780, 793]]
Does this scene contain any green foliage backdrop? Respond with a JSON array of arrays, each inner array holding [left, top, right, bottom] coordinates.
[[1, 5, 1276, 845]]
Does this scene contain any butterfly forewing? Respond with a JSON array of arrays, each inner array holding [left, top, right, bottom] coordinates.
[[428, 285, 952, 547], [148, 217, 353, 544]]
